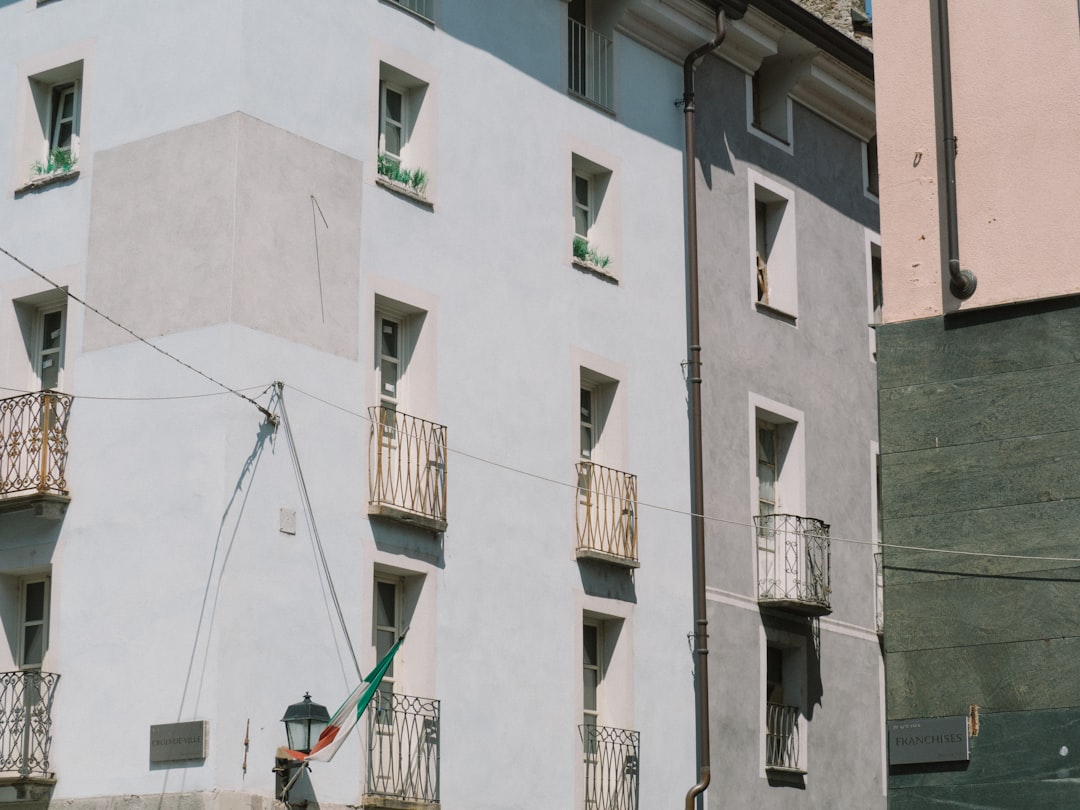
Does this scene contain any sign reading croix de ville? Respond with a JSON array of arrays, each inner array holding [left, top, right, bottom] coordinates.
[[149, 721, 209, 763], [888, 716, 969, 765]]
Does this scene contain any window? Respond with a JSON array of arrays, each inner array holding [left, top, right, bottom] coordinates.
[[18, 60, 84, 186], [582, 619, 602, 742], [377, 313, 403, 441], [18, 577, 49, 670], [757, 420, 779, 518], [747, 58, 794, 150], [374, 576, 403, 699], [750, 172, 797, 318], [764, 639, 806, 774], [33, 304, 66, 391], [567, 0, 614, 112], [570, 154, 615, 276], [384, 0, 434, 22], [376, 63, 433, 200], [864, 135, 879, 198]]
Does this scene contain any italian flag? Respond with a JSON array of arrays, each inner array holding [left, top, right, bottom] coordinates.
[[278, 631, 407, 763]]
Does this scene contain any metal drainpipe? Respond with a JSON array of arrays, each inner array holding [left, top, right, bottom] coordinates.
[[681, 9, 731, 810], [935, 0, 977, 299]]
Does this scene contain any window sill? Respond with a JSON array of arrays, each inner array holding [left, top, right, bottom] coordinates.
[[567, 89, 616, 117], [376, 175, 434, 209], [755, 301, 797, 325], [572, 257, 618, 284], [15, 168, 80, 195], [576, 547, 639, 569], [748, 123, 794, 154]]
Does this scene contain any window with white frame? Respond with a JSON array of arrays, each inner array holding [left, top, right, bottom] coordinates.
[[582, 619, 602, 743], [763, 635, 807, 774], [33, 304, 66, 391], [19, 577, 49, 670], [750, 172, 797, 318], [747, 60, 794, 148], [752, 398, 805, 596], [374, 576, 403, 697], [18, 61, 83, 184], [868, 238, 882, 357], [570, 154, 614, 274], [377, 63, 432, 198]]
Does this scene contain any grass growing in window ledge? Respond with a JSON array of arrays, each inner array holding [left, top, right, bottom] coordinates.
[[17, 150, 79, 193], [377, 153, 430, 201], [572, 237, 612, 271]]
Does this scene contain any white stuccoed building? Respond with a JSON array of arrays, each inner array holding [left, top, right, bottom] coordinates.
[[0, 1, 881, 809]]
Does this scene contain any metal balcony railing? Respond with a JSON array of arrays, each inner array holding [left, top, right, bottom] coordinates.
[[580, 724, 639, 810], [368, 407, 447, 532], [568, 18, 614, 112], [0, 671, 59, 779], [0, 392, 72, 504], [755, 513, 831, 616], [765, 702, 801, 772], [385, 0, 433, 21], [576, 462, 638, 567], [364, 693, 440, 805]]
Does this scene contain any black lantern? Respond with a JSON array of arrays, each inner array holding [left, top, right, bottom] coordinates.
[[281, 692, 330, 754]]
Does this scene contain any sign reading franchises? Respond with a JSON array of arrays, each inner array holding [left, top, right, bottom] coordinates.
[[888, 716, 969, 765], [149, 721, 209, 763]]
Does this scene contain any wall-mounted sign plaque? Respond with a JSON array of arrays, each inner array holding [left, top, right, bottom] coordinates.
[[888, 716, 969, 765], [150, 721, 209, 763]]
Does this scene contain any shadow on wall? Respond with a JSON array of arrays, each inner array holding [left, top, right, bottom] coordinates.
[[371, 519, 445, 569], [578, 558, 637, 603]]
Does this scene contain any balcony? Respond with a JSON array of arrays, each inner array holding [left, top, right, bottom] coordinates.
[[576, 462, 638, 568], [755, 514, 831, 616], [0, 671, 59, 785], [765, 702, 803, 774], [0, 392, 72, 518], [362, 693, 440, 809], [385, 0, 433, 22], [368, 407, 447, 533], [580, 724, 639, 810], [568, 18, 614, 112]]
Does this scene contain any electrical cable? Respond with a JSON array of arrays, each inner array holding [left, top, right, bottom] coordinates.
[[282, 383, 1080, 566], [274, 382, 363, 681], [0, 244, 276, 423], [0, 383, 273, 402]]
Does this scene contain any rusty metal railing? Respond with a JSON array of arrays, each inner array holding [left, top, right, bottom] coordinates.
[[368, 406, 447, 531], [765, 702, 800, 771], [755, 513, 831, 615], [568, 17, 614, 112], [0, 392, 72, 500], [0, 671, 59, 779], [576, 462, 638, 566], [364, 693, 440, 804], [580, 724, 639, 810]]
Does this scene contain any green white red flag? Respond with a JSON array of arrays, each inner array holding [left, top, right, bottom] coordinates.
[[277, 631, 407, 763]]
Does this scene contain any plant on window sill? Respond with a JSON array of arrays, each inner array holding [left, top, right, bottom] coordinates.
[[377, 153, 429, 197], [572, 237, 612, 271], [18, 150, 79, 192]]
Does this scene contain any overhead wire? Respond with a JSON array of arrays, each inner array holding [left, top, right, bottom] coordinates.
[[0, 244, 277, 423], [282, 383, 1080, 566]]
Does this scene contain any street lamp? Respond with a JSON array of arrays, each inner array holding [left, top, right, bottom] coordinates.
[[281, 692, 330, 754], [276, 693, 329, 802]]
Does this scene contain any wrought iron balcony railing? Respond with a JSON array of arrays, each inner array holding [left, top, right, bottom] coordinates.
[[765, 702, 802, 773], [755, 513, 831, 616], [368, 407, 447, 532], [576, 462, 638, 567], [580, 724, 639, 810], [568, 18, 614, 112], [0, 671, 59, 780], [363, 693, 440, 806], [0, 392, 72, 513], [385, 0, 433, 21]]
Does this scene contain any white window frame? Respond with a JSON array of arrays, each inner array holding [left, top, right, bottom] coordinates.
[[374, 575, 403, 697], [377, 312, 405, 413], [48, 79, 80, 157], [573, 171, 593, 241], [32, 303, 66, 391], [745, 71, 794, 155], [18, 576, 50, 671], [863, 134, 879, 202], [761, 628, 808, 774], [866, 231, 882, 358], [748, 170, 797, 319], [379, 81, 408, 163], [582, 618, 603, 733]]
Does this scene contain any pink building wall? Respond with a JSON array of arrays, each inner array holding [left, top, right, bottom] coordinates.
[[875, 0, 1080, 323]]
